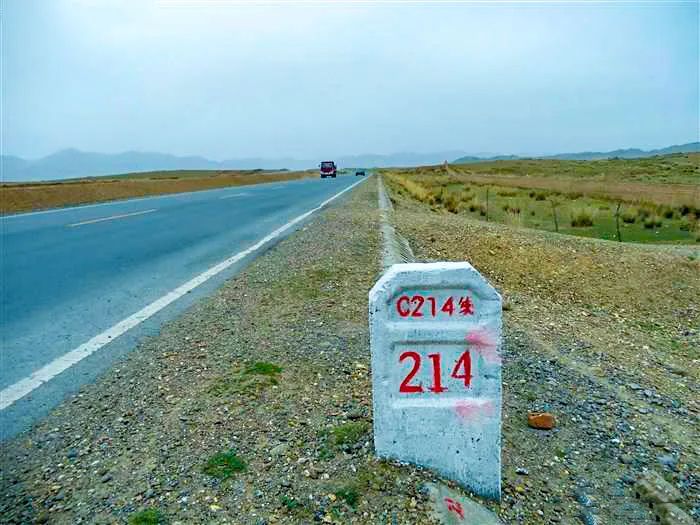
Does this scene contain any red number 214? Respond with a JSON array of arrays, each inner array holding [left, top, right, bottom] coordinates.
[[399, 351, 472, 393]]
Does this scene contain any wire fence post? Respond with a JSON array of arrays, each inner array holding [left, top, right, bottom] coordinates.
[[486, 187, 490, 222]]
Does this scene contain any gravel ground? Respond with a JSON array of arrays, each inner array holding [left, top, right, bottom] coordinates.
[[0, 181, 446, 524], [386, 179, 700, 525], [2, 177, 698, 525]]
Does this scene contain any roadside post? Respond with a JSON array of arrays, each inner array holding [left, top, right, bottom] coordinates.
[[369, 262, 502, 500]]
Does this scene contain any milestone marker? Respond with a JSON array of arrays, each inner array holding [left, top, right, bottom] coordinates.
[[369, 262, 502, 500]]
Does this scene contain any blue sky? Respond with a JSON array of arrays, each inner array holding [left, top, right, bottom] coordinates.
[[2, 0, 698, 160]]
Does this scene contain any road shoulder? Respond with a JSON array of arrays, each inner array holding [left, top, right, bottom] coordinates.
[[0, 180, 444, 524]]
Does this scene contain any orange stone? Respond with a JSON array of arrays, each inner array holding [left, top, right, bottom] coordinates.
[[527, 412, 555, 430]]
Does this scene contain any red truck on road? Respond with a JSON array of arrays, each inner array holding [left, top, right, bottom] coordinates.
[[319, 161, 337, 178]]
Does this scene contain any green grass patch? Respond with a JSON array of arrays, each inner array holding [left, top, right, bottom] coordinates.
[[128, 509, 166, 525], [209, 361, 283, 398], [244, 361, 283, 377], [331, 421, 370, 447], [202, 450, 246, 480], [280, 495, 301, 510], [335, 486, 360, 507], [318, 421, 371, 458], [355, 461, 403, 492]]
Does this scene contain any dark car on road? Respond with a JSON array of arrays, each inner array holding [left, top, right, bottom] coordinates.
[[355, 170, 366, 176], [320, 161, 337, 178]]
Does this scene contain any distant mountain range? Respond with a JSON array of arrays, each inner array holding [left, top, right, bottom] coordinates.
[[453, 142, 700, 164], [0, 149, 469, 182], [1, 143, 698, 182]]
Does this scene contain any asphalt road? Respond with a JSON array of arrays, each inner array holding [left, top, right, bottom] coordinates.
[[0, 174, 367, 439]]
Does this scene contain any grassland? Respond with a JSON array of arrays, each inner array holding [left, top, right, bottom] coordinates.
[[0, 169, 316, 214], [383, 153, 700, 244], [387, 182, 699, 523]]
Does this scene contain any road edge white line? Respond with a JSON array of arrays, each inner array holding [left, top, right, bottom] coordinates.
[[0, 177, 368, 410]]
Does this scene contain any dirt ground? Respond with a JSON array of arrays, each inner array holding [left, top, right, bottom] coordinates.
[[1, 178, 697, 524]]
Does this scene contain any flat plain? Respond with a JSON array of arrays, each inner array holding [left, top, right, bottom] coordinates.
[[0, 169, 316, 215], [383, 153, 700, 244]]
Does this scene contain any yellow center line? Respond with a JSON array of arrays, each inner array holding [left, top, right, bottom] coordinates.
[[67, 209, 157, 228]]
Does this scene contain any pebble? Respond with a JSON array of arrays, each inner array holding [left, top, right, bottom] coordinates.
[[270, 443, 289, 457], [527, 412, 555, 430], [619, 454, 634, 465], [657, 454, 678, 470]]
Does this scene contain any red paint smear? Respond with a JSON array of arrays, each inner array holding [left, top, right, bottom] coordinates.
[[444, 497, 465, 520], [454, 399, 495, 421], [466, 328, 501, 364]]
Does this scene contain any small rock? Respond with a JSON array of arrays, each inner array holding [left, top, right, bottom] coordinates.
[[649, 436, 665, 448], [100, 474, 112, 483], [527, 412, 555, 430], [635, 471, 682, 504], [620, 474, 635, 485], [515, 467, 529, 475], [657, 454, 678, 470], [654, 503, 695, 525], [619, 454, 634, 465], [270, 443, 289, 457]]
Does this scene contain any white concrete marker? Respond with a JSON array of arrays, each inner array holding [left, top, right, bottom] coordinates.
[[0, 177, 367, 411], [369, 262, 502, 500]]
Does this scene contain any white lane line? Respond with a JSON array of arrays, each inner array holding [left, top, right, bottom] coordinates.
[[67, 209, 157, 227], [0, 177, 368, 411], [219, 193, 248, 200]]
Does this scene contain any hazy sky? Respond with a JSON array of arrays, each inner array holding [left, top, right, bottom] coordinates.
[[2, 0, 698, 160]]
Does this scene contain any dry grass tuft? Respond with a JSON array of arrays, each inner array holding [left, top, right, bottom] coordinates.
[[571, 208, 595, 227], [385, 174, 433, 204]]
